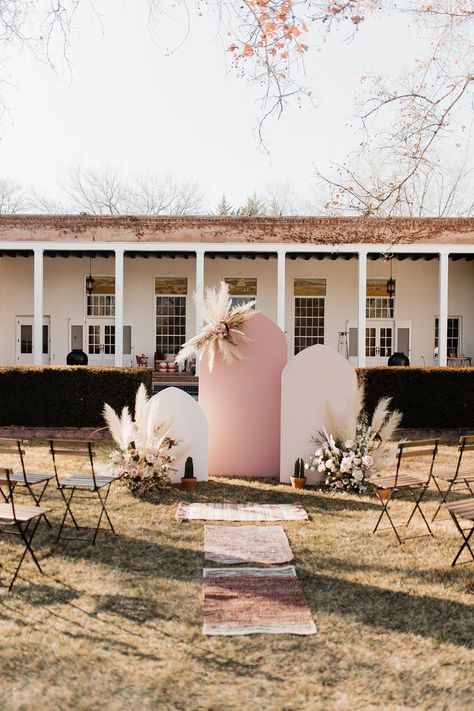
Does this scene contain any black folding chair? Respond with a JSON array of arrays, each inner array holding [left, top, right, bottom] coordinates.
[[0, 438, 54, 527], [431, 435, 474, 521], [0, 467, 51, 591], [49, 440, 120, 545], [443, 497, 474, 566], [371, 439, 439, 544]]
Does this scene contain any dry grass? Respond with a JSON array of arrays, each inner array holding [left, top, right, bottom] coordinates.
[[0, 443, 473, 711]]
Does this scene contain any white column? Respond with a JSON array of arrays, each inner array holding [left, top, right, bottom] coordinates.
[[33, 248, 44, 366], [195, 250, 205, 376], [114, 249, 124, 367], [277, 250, 286, 331], [438, 251, 449, 367], [357, 251, 367, 368]]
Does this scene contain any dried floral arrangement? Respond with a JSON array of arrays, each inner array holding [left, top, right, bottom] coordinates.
[[305, 388, 402, 494], [176, 281, 258, 372], [103, 384, 178, 495]]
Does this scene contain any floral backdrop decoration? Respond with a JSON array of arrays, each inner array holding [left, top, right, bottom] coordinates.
[[305, 388, 402, 494], [103, 384, 178, 494], [176, 281, 258, 372]]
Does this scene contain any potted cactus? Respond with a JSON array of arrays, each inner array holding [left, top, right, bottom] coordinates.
[[290, 458, 306, 489], [181, 456, 197, 490]]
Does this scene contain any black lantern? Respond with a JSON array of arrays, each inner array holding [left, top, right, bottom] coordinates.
[[386, 256, 395, 298], [86, 257, 94, 296]]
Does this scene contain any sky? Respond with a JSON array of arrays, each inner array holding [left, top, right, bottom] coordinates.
[[0, 1, 466, 211]]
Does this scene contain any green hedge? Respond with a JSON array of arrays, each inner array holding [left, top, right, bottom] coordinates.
[[0, 366, 153, 427], [357, 367, 474, 429]]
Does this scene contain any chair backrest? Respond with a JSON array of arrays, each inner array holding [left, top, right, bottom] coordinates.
[[0, 467, 17, 520], [452, 435, 474, 480], [394, 438, 439, 487], [49, 440, 96, 487], [0, 438, 26, 481]]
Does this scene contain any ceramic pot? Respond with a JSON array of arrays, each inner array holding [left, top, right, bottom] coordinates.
[[158, 362, 167, 373], [290, 476, 306, 489], [181, 476, 197, 490], [167, 363, 177, 373], [387, 352, 410, 366], [66, 349, 88, 366]]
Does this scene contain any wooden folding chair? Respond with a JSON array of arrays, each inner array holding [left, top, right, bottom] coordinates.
[[443, 497, 474, 566], [49, 440, 120, 545], [0, 438, 54, 527], [0, 468, 51, 591], [431, 435, 474, 521], [371, 439, 439, 544]]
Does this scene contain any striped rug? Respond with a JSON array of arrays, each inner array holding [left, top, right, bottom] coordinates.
[[176, 502, 309, 523], [203, 566, 317, 636], [204, 525, 294, 565]]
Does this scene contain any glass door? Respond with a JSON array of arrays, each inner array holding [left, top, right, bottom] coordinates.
[[86, 321, 115, 366], [16, 317, 50, 365], [365, 321, 394, 365]]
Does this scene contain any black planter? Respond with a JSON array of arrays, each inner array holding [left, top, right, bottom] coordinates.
[[66, 349, 89, 366], [387, 352, 410, 366]]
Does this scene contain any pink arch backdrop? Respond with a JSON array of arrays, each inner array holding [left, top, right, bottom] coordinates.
[[199, 313, 287, 477]]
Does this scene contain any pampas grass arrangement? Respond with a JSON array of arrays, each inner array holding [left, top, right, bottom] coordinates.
[[175, 281, 258, 372], [103, 384, 178, 494]]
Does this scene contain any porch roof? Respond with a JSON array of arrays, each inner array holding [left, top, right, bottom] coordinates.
[[1, 215, 474, 246]]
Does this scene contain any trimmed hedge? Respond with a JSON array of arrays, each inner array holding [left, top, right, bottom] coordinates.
[[0, 366, 153, 427], [357, 367, 474, 429]]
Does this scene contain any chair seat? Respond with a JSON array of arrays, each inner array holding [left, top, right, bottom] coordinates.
[[433, 470, 474, 482], [444, 498, 474, 522], [59, 474, 119, 490], [372, 474, 427, 489], [0, 502, 51, 523], [7, 471, 54, 484]]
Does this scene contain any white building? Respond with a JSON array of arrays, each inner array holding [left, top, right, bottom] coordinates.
[[1, 214, 473, 369]]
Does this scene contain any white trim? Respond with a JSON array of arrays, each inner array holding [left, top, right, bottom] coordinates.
[[438, 252, 449, 367], [357, 252, 367, 368], [277, 250, 286, 331], [33, 248, 44, 366], [0, 241, 469, 254], [114, 249, 124, 367]]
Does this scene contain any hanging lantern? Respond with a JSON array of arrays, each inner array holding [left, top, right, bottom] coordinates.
[[86, 257, 94, 296], [386, 256, 395, 297]]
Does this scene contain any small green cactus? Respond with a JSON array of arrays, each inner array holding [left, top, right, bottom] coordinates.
[[184, 456, 195, 479], [294, 458, 305, 478]]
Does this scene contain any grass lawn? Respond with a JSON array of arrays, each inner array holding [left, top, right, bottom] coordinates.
[[0, 443, 473, 710]]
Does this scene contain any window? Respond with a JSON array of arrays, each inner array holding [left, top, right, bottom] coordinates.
[[435, 317, 461, 357], [86, 276, 115, 317], [155, 277, 187, 356], [20, 324, 48, 354], [366, 279, 394, 319], [224, 277, 257, 308], [294, 278, 326, 355]]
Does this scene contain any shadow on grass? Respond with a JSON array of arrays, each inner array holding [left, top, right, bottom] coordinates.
[[300, 569, 474, 649]]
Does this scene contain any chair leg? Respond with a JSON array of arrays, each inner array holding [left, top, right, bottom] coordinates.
[[8, 517, 44, 591], [373, 498, 403, 545], [92, 486, 115, 545], [56, 487, 79, 543], [448, 512, 474, 566], [431, 479, 453, 522], [406, 487, 433, 536], [26, 482, 52, 528]]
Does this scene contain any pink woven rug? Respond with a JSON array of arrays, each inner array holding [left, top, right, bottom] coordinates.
[[204, 525, 294, 565], [176, 502, 308, 522], [203, 566, 317, 636]]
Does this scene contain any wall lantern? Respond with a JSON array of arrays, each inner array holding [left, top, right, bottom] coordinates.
[[386, 256, 395, 298], [86, 257, 95, 296]]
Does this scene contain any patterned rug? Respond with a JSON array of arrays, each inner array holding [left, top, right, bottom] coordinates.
[[202, 566, 317, 635], [176, 502, 309, 522], [204, 525, 294, 565]]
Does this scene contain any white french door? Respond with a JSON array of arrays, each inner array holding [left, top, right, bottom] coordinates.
[[347, 320, 411, 366], [16, 316, 51, 365], [86, 321, 116, 366]]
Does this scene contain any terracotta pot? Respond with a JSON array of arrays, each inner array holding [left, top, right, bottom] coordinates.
[[290, 476, 306, 489], [181, 476, 197, 490], [377, 488, 392, 500]]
